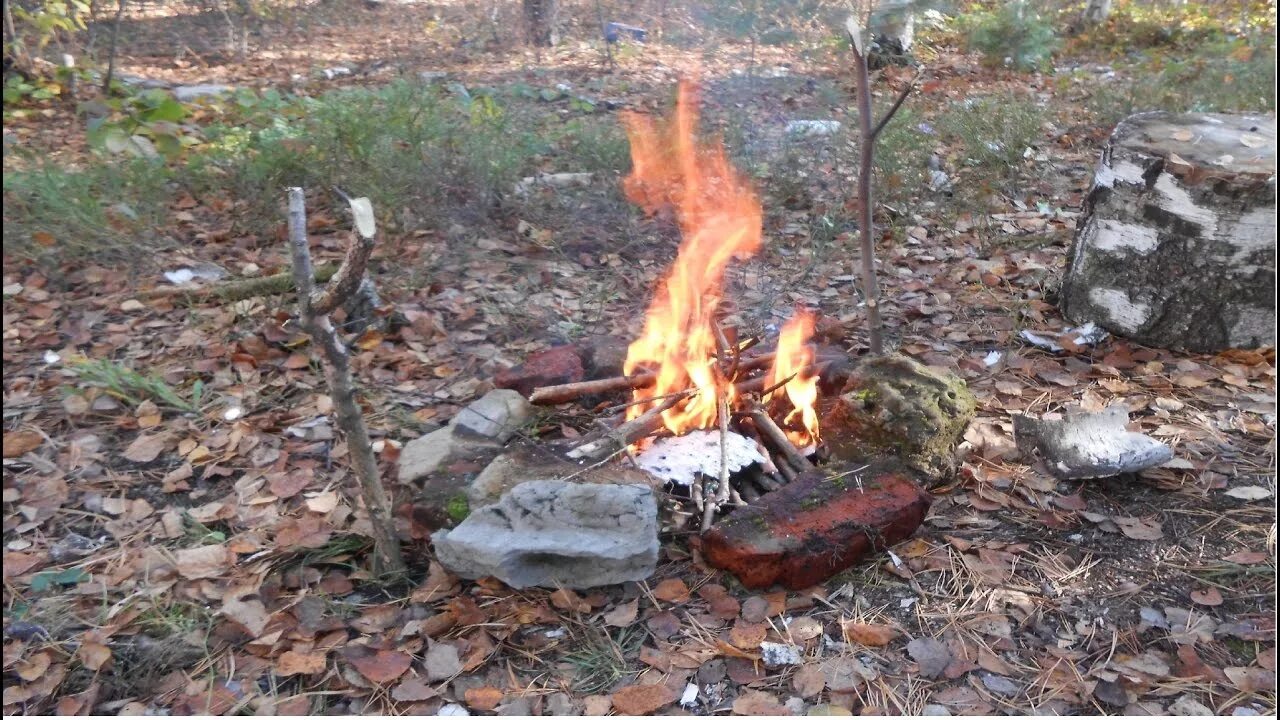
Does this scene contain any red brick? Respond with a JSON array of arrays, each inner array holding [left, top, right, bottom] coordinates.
[[702, 462, 932, 590], [494, 345, 584, 396]]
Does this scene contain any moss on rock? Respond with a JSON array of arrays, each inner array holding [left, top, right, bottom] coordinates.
[[821, 354, 976, 479]]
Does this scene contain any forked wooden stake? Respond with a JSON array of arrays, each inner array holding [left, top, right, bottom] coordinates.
[[287, 187, 405, 576]]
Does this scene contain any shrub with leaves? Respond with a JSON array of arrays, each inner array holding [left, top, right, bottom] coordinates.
[[961, 1, 1058, 71]]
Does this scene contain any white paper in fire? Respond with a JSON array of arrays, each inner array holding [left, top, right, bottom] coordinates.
[[634, 429, 766, 486]]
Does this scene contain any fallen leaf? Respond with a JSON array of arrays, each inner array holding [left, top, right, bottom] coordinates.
[[122, 433, 167, 463], [275, 515, 332, 549], [907, 637, 952, 679], [1225, 666, 1277, 693], [786, 616, 823, 642], [463, 686, 504, 712], [652, 578, 690, 603], [391, 677, 438, 702], [16, 652, 52, 681], [550, 588, 590, 613], [3, 430, 43, 458], [732, 689, 789, 715], [304, 492, 340, 513], [603, 599, 639, 627], [221, 586, 271, 637], [174, 544, 235, 579], [842, 621, 898, 647], [792, 663, 826, 697], [740, 596, 769, 623], [610, 683, 679, 715], [1224, 486, 1273, 501], [343, 647, 411, 685], [1189, 587, 1223, 607], [729, 621, 768, 650], [1113, 516, 1163, 541], [1222, 551, 1269, 564], [73, 638, 109, 673], [276, 650, 328, 676]]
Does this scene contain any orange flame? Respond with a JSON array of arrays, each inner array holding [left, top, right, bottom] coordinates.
[[767, 310, 821, 448], [620, 81, 764, 434]]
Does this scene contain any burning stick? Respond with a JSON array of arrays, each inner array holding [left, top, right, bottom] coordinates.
[[529, 373, 654, 404], [566, 394, 683, 461], [748, 406, 816, 474]]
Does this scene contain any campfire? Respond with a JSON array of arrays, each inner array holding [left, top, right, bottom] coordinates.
[[529, 81, 832, 529]]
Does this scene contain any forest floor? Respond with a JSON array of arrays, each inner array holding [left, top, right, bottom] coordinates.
[[2, 0, 1277, 715]]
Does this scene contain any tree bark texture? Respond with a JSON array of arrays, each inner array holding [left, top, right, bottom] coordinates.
[[1061, 112, 1276, 352], [523, 0, 558, 47]]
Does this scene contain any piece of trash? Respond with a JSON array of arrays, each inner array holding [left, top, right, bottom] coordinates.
[[1013, 406, 1173, 480], [164, 268, 196, 285], [1020, 322, 1109, 353], [759, 642, 804, 667], [605, 22, 647, 42], [223, 406, 244, 421], [928, 169, 952, 192], [43, 350, 61, 364], [679, 683, 699, 708], [983, 351, 1003, 366], [786, 120, 842, 137], [322, 66, 352, 80], [437, 704, 470, 716], [514, 172, 595, 195], [634, 430, 765, 486], [163, 264, 227, 286]]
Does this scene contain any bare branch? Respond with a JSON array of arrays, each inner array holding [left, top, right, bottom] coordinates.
[[871, 69, 923, 141], [286, 187, 315, 315]]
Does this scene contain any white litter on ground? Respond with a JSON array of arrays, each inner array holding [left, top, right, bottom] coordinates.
[[634, 429, 765, 486]]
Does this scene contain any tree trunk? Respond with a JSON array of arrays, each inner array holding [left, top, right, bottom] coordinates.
[[101, 0, 126, 94], [522, 0, 558, 47], [1060, 112, 1276, 352], [1082, 0, 1112, 25]]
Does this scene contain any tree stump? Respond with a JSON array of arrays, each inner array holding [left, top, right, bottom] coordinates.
[[1060, 112, 1276, 352]]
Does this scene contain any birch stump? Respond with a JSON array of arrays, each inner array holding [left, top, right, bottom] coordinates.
[[1061, 112, 1276, 352]]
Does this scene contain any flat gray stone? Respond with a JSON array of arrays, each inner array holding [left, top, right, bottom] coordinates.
[[173, 84, 234, 102], [453, 389, 532, 443], [433, 480, 658, 589], [398, 427, 457, 482]]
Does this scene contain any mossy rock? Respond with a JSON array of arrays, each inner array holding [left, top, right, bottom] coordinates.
[[821, 354, 975, 479]]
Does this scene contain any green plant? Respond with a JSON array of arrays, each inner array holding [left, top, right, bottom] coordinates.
[[2, 158, 173, 261], [562, 625, 644, 694], [1086, 34, 1277, 127], [64, 356, 204, 413], [872, 107, 932, 207], [961, 1, 1058, 71], [7, 0, 91, 57], [937, 94, 1044, 171], [83, 88, 201, 161]]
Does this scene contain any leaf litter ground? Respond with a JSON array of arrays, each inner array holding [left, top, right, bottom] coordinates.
[[2, 7, 1276, 716]]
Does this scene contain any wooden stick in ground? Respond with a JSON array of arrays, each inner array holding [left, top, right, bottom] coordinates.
[[701, 394, 731, 532], [748, 406, 816, 473], [286, 187, 406, 576], [566, 394, 683, 461]]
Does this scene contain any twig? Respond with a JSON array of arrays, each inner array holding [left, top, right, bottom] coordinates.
[[701, 394, 731, 532], [566, 394, 683, 460], [286, 187, 405, 576], [529, 374, 654, 405], [870, 68, 923, 141], [749, 406, 816, 473]]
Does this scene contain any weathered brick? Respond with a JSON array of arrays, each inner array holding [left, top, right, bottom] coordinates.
[[494, 345, 584, 397], [702, 461, 932, 590]]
